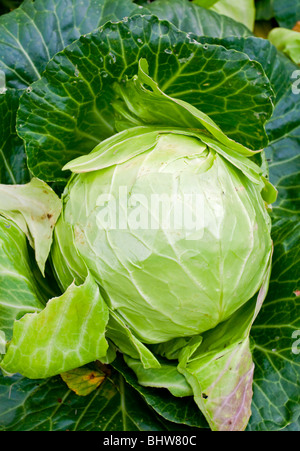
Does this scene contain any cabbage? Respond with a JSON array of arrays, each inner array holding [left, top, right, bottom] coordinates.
[[0, 23, 285, 430], [53, 127, 273, 344]]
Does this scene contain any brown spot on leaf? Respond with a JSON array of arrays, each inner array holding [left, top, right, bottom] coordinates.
[[293, 21, 300, 32], [294, 290, 300, 297]]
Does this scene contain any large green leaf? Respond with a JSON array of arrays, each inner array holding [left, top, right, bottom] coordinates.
[[0, 0, 143, 89], [0, 368, 187, 431], [1, 275, 110, 379], [17, 15, 273, 181]]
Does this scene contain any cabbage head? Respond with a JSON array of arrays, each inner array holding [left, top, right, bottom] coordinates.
[[52, 126, 273, 344]]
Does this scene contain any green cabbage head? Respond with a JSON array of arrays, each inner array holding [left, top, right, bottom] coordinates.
[[52, 125, 273, 344]]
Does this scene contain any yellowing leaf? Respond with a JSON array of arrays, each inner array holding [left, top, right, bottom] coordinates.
[[61, 367, 107, 396]]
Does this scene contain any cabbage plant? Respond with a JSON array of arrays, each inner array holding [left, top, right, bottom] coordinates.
[[0, 0, 299, 433]]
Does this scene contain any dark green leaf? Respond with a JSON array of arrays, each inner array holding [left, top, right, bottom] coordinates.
[[255, 0, 300, 28], [249, 218, 300, 431], [265, 89, 300, 219], [0, 0, 143, 89], [0, 89, 29, 184], [17, 15, 273, 181], [0, 368, 190, 431], [273, 0, 300, 29], [255, 0, 275, 21], [0, 0, 143, 184], [112, 355, 208, 429]]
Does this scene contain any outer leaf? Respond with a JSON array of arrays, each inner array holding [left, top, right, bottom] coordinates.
[[0, 0, 143, 89], [178, 337, 254, 431], [0, 178, 62, 275], [0, 369, 181, 431], [249, 218, 300, 430], [0, 0, 143, 185], [1, 274, 109, 379], [192, 35, 297, 104], [17, 15, 274, 181]]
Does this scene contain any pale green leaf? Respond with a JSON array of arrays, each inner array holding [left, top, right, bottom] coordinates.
[[1, 274, 109, 379], [0, 178, 62, 275]]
